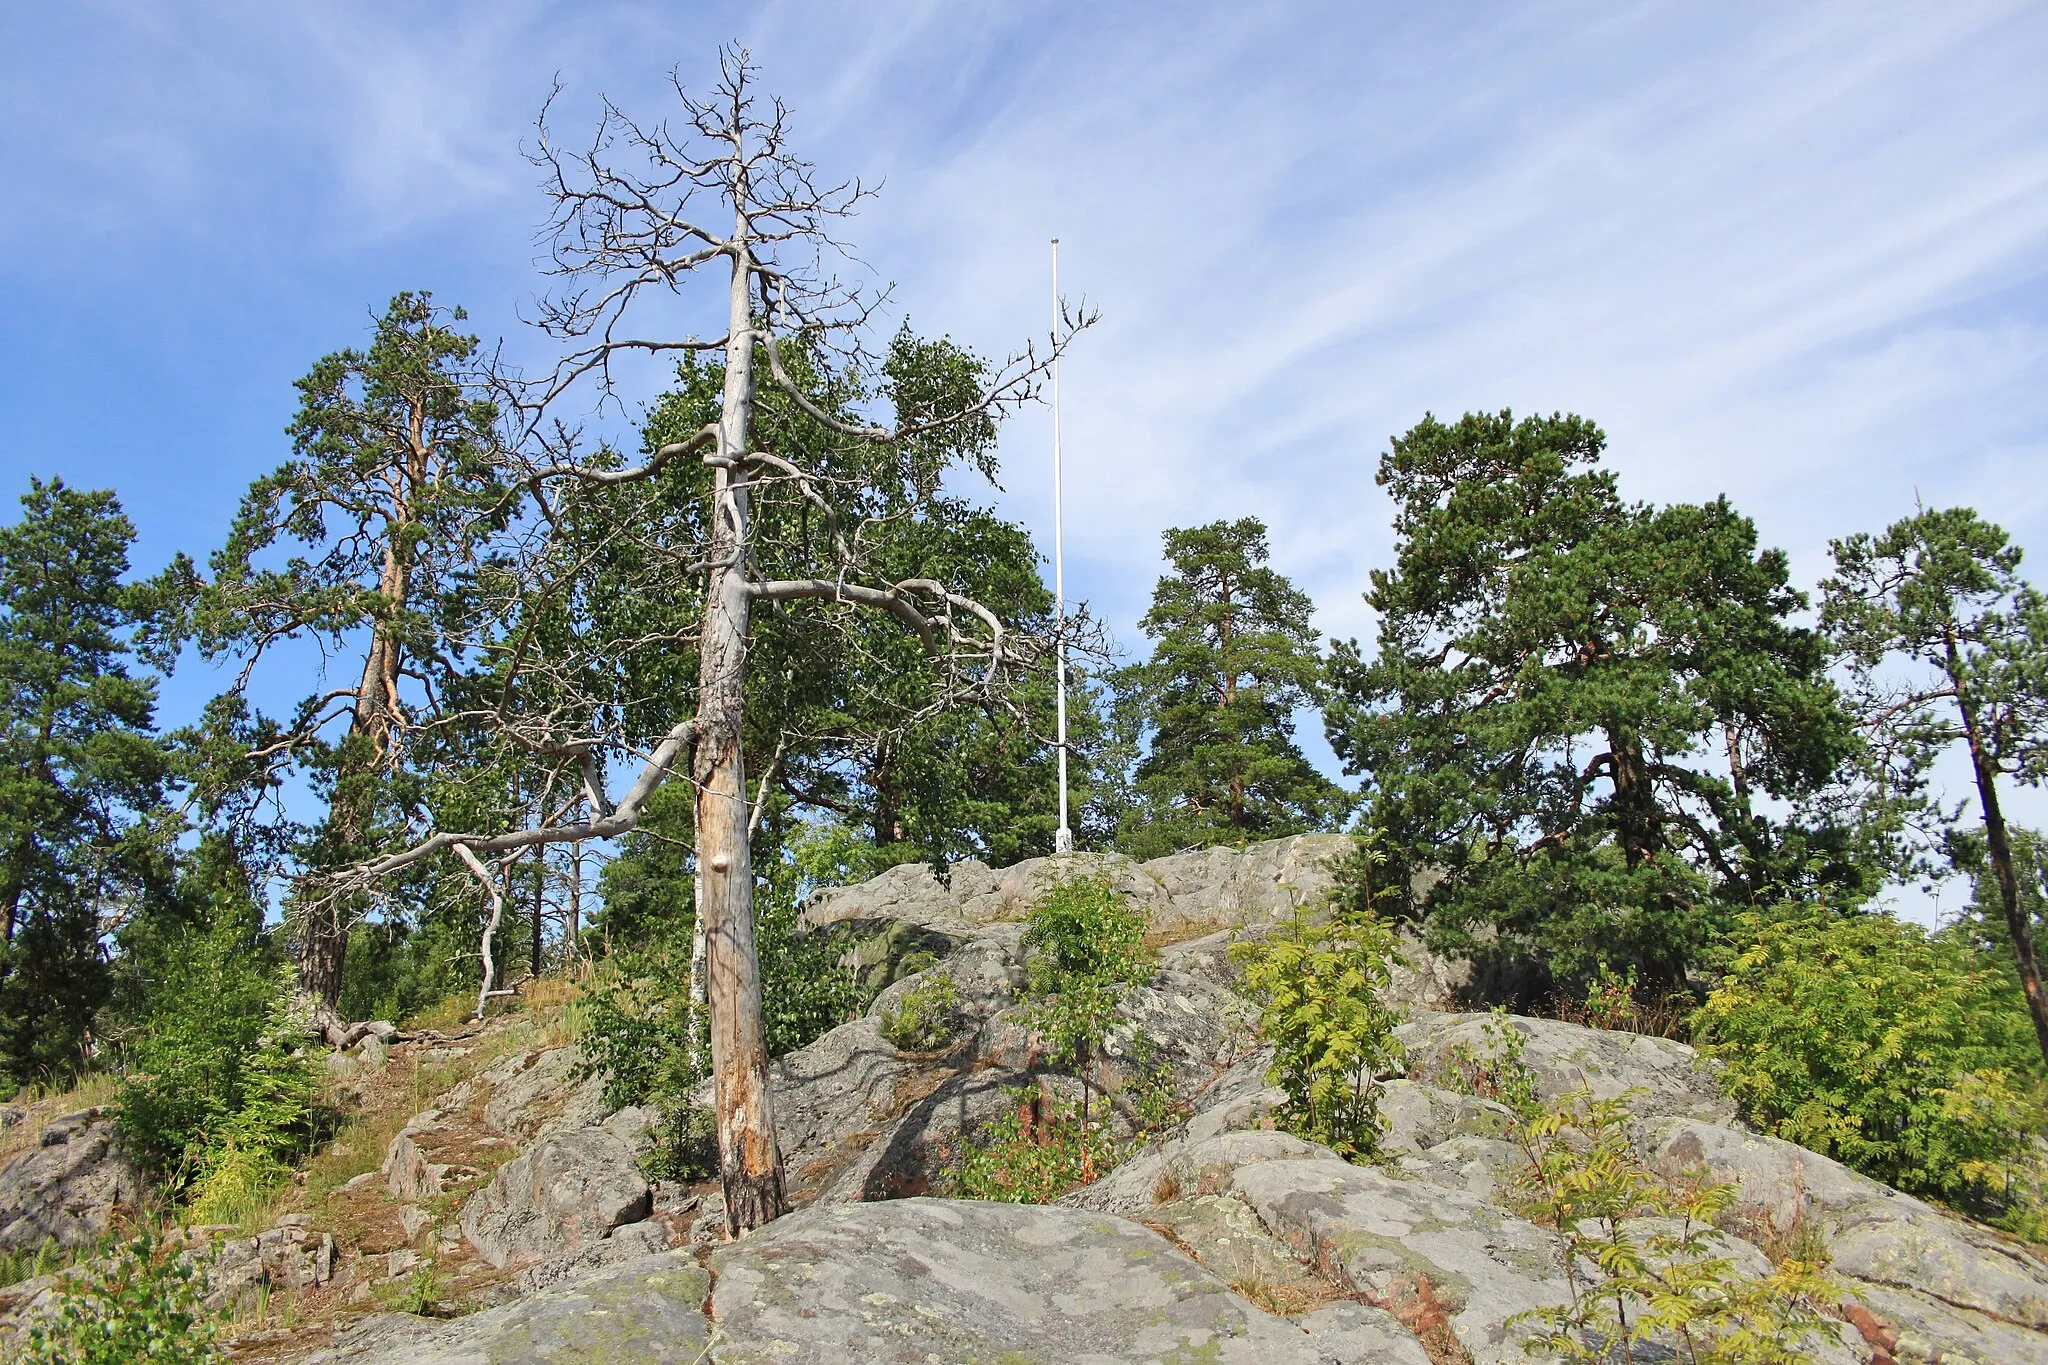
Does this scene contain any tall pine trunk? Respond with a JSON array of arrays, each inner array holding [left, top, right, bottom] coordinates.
[[695, 213, 786, 1234], [1948, 631, 2048, 1067]]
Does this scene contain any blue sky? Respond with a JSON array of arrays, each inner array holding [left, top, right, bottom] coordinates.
[[3, 1, 2045, 914]]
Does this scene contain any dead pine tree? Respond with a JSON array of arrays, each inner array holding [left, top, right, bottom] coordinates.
[[344, 49, 1087, 1234]]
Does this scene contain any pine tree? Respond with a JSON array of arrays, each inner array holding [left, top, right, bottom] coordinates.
[[197, 293, 511, 1015], [1822, 507, 2048, 1066], [1115, 518, 1346, 858], [1327, 412, 1856, 996], [0, 479, 174, 1085]]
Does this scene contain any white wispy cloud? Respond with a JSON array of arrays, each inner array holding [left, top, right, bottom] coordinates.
[[2, 0, 2045, 908]]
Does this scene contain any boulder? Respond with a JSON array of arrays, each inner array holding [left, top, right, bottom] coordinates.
[[197, 1223, 337, 1312], [705, 1198, 1340, 1363], [305, 1252, 712, 1364], [1064, 1129, 1333, 1215], [803, 834, 1359, 942], [1378, 1078, 1517, 1154], [0, 1108, 142, 1251], [1228, 1156, 1572, 1365], [1397, 1011, 1737, 1124], [476, 1046, 605, 1140], [1645, 1117, 2048, 1335], [317, 1198, 1414, 1364], [459, 1107, 655, 1269], [382, 1121, 446, 1201], [1136, 833, 1357, 935]]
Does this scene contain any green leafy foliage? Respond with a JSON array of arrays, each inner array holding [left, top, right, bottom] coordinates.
[[1433, 1008, 1543, 1120], [0, 479, 176, 1088], [1232, 906, 1406, 1159], [616, 332, 1094, 872], [1691, 904, 2045, 1203], [1326, 411, 1859, 999], [13, 1236, 223, 1364], [949, 1088, 1119, 1203], [1509, 1088, 1841, 1364], [114, 849, 321, 1215], [1111, 518, 1348, 859], [878, 972, 963, 1052], [575, 866, 872, 1180], [1020, 875, 1153, 1108]]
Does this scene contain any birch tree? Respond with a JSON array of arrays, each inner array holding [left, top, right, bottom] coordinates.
[[338, 52, 1078, 1233]]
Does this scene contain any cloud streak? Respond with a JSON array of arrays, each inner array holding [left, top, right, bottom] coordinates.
[[2, 0, 2045, 910]]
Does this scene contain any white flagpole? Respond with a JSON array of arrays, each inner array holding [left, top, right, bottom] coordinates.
[[1051, 239, 1072, 855]]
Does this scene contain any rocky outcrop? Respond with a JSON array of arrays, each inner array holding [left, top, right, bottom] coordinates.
[[0, 1107, 142, 1251], [197, 1217, 338, 1312], [1397, 1010, 1738, 1124], [459, 1105, 656, 1269], [308, 1251, 713, 1363], [805, 833, 1361, 940], [314, 1199, 1415, 1364], [223, 838, 2048, 1362]]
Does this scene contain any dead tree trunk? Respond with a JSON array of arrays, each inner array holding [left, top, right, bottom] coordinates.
[[695, 203, 786, 1234]]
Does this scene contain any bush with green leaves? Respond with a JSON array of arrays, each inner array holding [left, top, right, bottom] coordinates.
[[12, 1236, 223, 1364], [1509, 1087, 1841, 1365], [1231, 906, 1406, 1159], [1433, 1007, 1542, 1120], [950, 1088, 1119, 1204], [1691, 904, 2045, 1204], [879, 971, 963, 1052], [114, 875, 321, 1215], [1019, 875, 1153, 1112]]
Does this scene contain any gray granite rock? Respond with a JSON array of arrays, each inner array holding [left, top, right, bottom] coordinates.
[[474, 1046, 607, 1140], [1645, 1117, 2048, 1336], [459, 1107, 654, 1269], [1397, 1011, 1737, 1124], [0, 1109, 142, 1251], [1378, 1079, 1517, 1155], [1062, 1130, 1334, 1215], [306, 1252, 711, 1363], [804, 834, 1359, 943], [706, 1197, 1334, 1363], [1295, 1301, 1435, 1365], [1227, 1156, 1570, 1365]]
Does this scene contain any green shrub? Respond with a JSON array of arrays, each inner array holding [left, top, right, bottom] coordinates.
[[571, 938, 714, 1182], [114, 892, 321, 1215], [1509, 1087, 1841, 1364], [950, 1088, 1119, 1203], [1232, 907, 1405, 1159], [1691, 905, 2044, 1204], [574, 877, 871, 1182], [879, 972, 963, 1052], [1019, 875, 1154, 1116], [1435, 1008, 1542, 1119], [13, 1236, 223, 1364]]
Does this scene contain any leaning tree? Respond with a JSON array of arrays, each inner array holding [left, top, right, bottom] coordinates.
[[1822, 506, 2048, 1067], [337, 52, 1079, 1233]]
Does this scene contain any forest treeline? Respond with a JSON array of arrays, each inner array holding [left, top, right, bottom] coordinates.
[[2, 57, 2044, 1243], [7, 359, 2047, 1200]]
